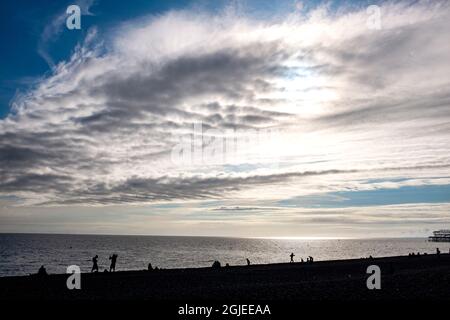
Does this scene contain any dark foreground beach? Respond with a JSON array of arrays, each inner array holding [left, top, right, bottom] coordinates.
[[1, 254, 450, 301]]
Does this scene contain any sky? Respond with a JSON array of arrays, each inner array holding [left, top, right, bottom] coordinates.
[[0, 0, 450, 238]]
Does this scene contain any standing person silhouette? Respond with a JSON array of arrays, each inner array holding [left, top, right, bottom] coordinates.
[[91, 255, 99, 272], [109, 254, 118, 272], [290, 252, 295, 263], [246, 258, 251, 266]]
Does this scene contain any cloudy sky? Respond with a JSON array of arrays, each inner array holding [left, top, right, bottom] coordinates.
[[1, 0, 450, 238]]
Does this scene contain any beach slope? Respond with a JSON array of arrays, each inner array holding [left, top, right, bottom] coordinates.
[[1, 254, 450, 301]]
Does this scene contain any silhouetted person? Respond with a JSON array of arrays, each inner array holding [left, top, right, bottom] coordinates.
[[301, 258, 304, 263], [436, 248, 441, 257], [290, 252, 295, 263], [109, 253, 118, 272], [246, 258, 251, 266], [148, 263, 153, 271], [91, 255, 99, 272], [37, 265, 47, 276], [212, 260, 221, 269], [309, 256, 314, 263]]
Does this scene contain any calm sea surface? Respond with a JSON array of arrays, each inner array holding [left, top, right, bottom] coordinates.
[[1, 233, 449, 277]]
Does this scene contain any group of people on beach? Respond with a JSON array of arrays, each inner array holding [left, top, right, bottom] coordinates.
[[35, 247, 450, 276], [91, 254, 118, 273], [290, 253, 314, 264], [211, 253, 314, 269], [408, 248, 448, 258], [37, 252, 317, 275], [91, 255, 163, 273]]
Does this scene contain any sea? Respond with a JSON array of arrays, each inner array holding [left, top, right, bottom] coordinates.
[[1, 233, 449, 277]]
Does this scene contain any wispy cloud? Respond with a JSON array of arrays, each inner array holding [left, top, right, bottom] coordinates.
[[37, 0, 96, 68]]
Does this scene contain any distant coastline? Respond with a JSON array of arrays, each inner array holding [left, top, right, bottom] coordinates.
[[0, 231, 432, 239]]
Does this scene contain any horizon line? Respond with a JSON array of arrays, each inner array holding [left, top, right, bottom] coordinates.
[[0, 231, 429, 240]]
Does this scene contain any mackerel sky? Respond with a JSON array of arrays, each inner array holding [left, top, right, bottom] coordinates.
[[1, 0, 450, 237]]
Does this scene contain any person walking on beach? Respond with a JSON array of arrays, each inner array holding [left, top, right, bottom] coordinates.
[[436, 248, 441, 257], [246, 258, 251, 266], [91, 255, 99, 272], [290, 252, 295, 263], [109, 253, 118, 272]]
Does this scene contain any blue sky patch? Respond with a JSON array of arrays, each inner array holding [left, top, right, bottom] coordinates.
[[279, 184, 450, 208]]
